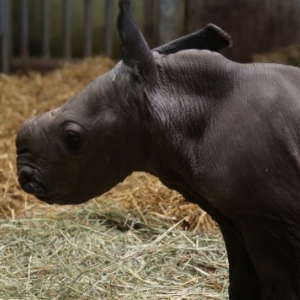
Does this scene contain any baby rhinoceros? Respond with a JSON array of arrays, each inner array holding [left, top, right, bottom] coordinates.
[[16, 1, 300, 299]]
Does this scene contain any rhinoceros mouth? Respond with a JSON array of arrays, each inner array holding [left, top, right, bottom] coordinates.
[[17, 165, 48, 199]]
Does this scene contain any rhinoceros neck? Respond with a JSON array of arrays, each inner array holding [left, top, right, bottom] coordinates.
[[144, 51, 236, 190]]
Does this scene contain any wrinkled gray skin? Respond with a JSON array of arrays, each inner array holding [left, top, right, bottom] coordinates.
[[16, 1, 300, 299]]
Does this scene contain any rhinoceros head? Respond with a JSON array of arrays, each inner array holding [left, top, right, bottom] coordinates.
[[16, 0, 231, 205], [16, 70, 141, 205]]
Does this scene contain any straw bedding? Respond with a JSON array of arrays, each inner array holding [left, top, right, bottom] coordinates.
[[2, 45, 300, 227], [1, 47, 298, 299], [0, 60, 225, 298], [0, 204, 228, 299], [0, 56, 216, 230], [0, 45, 299, 300], [253, 45, 300, 67]]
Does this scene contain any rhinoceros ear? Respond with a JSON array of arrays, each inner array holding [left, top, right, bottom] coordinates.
[[153, 24, 232, 55], [117, 0, 157, 82]]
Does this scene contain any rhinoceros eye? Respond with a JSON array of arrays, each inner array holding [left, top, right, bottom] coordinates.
[[62, 123, 85, 154], [64, 131, 79, 149]]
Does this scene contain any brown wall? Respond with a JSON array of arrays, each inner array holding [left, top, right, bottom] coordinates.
[[186, 0, 300, 62]]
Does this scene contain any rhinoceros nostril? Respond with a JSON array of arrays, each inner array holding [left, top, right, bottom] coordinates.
[[18, 168, 33, 184]]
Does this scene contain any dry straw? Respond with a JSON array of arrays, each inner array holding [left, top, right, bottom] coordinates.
[[0, 202, 228, 299], [253, 45, 300, 67], [0, 56, 216, 231], [3, 45, 299, 299], [0, 57, 227, 299]]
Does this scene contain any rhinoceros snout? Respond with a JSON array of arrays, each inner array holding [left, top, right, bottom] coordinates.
[[18, 166, 47, 200]]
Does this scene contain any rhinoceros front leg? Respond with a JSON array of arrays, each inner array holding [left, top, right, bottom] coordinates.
[[241, 216, 300, 300], [220, 226, 261, 300]]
